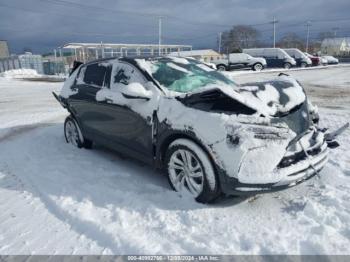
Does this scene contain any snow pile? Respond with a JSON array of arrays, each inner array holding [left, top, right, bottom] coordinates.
[[0, 69, 41, 79], [0, 106, 349, 255], [0, 65, 350, 255]]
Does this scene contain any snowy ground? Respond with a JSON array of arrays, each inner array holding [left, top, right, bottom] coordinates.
[[0, 65, 349, 254]]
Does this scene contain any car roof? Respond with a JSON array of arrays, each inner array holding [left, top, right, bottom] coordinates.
[[83, 55, 165, 66]]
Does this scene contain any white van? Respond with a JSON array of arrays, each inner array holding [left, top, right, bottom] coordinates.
[[284, 49, 312, 67]]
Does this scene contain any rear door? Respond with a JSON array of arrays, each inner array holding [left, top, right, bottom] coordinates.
[[69, 62, 112, 138]]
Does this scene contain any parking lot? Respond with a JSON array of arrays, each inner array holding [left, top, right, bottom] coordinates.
[[0, 65, 349, 254]]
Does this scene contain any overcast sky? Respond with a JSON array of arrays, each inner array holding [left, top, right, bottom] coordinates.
[[1, 0, 350, 54]]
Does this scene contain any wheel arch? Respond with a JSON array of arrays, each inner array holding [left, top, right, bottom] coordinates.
[[156, 130, 219, 173]]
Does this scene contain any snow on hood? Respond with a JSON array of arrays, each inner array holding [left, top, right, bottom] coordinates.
[[237, 75, 306, 116], [177, 75, 306, 117]]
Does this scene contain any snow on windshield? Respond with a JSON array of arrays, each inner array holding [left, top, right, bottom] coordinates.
[[139, 57, 236, 93]]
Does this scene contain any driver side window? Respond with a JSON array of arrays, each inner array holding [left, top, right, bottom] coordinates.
[[111, 62, 147, 89]]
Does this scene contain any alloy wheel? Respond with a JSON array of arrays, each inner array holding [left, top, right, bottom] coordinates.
[[254, 64, 263, 71], [168, 149, 204, 197], [65, 120, 79, 147]]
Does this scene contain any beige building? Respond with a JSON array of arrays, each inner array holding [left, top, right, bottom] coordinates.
[[169, 49, 222, 62], [321, 38, 350, 56], [0, 40, 10, 58]]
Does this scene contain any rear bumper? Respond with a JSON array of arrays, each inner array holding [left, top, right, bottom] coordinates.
[[219, 134, 329, 196]]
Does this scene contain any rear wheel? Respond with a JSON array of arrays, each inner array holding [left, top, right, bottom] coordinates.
[[284, 63, 292, 69], [253, 63, 263, 71], [217, 64, 227, 71], [165, 139, 220, 203], [64, 116, 92, 149]]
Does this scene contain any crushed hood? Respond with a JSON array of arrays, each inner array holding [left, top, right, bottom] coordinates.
[[177, 75, 307, 118], [177, 75, 310, 135], [237, 76, 307, 117]]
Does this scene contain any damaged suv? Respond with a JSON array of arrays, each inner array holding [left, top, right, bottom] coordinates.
[[54, 56, 346, 203]]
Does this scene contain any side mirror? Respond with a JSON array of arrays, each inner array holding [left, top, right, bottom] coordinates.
[[121, 82, 152, 101]]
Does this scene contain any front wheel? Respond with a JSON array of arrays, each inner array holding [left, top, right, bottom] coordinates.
[[253, 63, 263, 71], [300, 62, 307, 68], [217, 65, 227, 71], [165, 139, 220, 203], [284, 63, 292, 69]]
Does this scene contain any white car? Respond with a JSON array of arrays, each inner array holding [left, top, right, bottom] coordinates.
[[213, 53, 267, 71], [322, 55, 339, 65]]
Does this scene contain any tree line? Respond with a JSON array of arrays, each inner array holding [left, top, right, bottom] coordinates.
[[221, 25, 334, 54]]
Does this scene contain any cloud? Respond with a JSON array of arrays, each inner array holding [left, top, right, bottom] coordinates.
[[1, 0, 349, 53]]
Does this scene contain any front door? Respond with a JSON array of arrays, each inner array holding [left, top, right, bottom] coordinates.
[[94, 61, 155, 163]]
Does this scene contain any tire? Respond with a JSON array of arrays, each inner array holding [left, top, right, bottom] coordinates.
[[253, 63, 263, 71], [300, 62, 307, 68], [284, 63, 292, 69], [164, 139, 220, 203], [217, 65, 227, 71], [64, 116, 92, 149]]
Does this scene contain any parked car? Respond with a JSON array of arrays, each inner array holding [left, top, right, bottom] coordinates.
[[213, 53, 267, 71], [322, 55, 339, 65], [320, 56, 328, 65], [54, 56, 345, 203], [304, 52, 321, 66], [284, 49, 312, 67], [243, 48, 296, 69]]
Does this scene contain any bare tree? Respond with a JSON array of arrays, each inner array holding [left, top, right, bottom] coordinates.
[[277, 33, 304, 50], [318, 31, 334, 41], [222, 25, 260, 53]]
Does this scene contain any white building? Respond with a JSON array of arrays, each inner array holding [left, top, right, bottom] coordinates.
[[18, 52, 44, 74], [62, 43, 192, 63], [0, 40, 10, 58], [321, 38, 350, 56], [169, 49, 222, 62]]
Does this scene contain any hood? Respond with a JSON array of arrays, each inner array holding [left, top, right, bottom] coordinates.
[[177, 75, 310, 135], [237, 76, 306, 117], [178, 75, 306, 117]]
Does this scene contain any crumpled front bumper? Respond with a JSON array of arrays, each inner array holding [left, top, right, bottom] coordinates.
[[219, 128, 329, 195]]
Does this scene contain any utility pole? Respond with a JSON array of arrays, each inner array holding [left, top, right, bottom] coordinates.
[[332, 27, 339, 37], [158, 16, 163, 56], [271, 17, 278, 48], [306, 21, 311, 52], [54, 49, 57, 75], [218, 32, 222, 53]]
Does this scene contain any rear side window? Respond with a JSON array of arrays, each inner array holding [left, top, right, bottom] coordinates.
[[83, 63, 110, 87]]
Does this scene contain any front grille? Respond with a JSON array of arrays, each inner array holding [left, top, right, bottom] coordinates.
[[277, 145, 322, 169]]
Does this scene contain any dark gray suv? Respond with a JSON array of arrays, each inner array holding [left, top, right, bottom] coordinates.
[[54, 56, 343, 203]]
